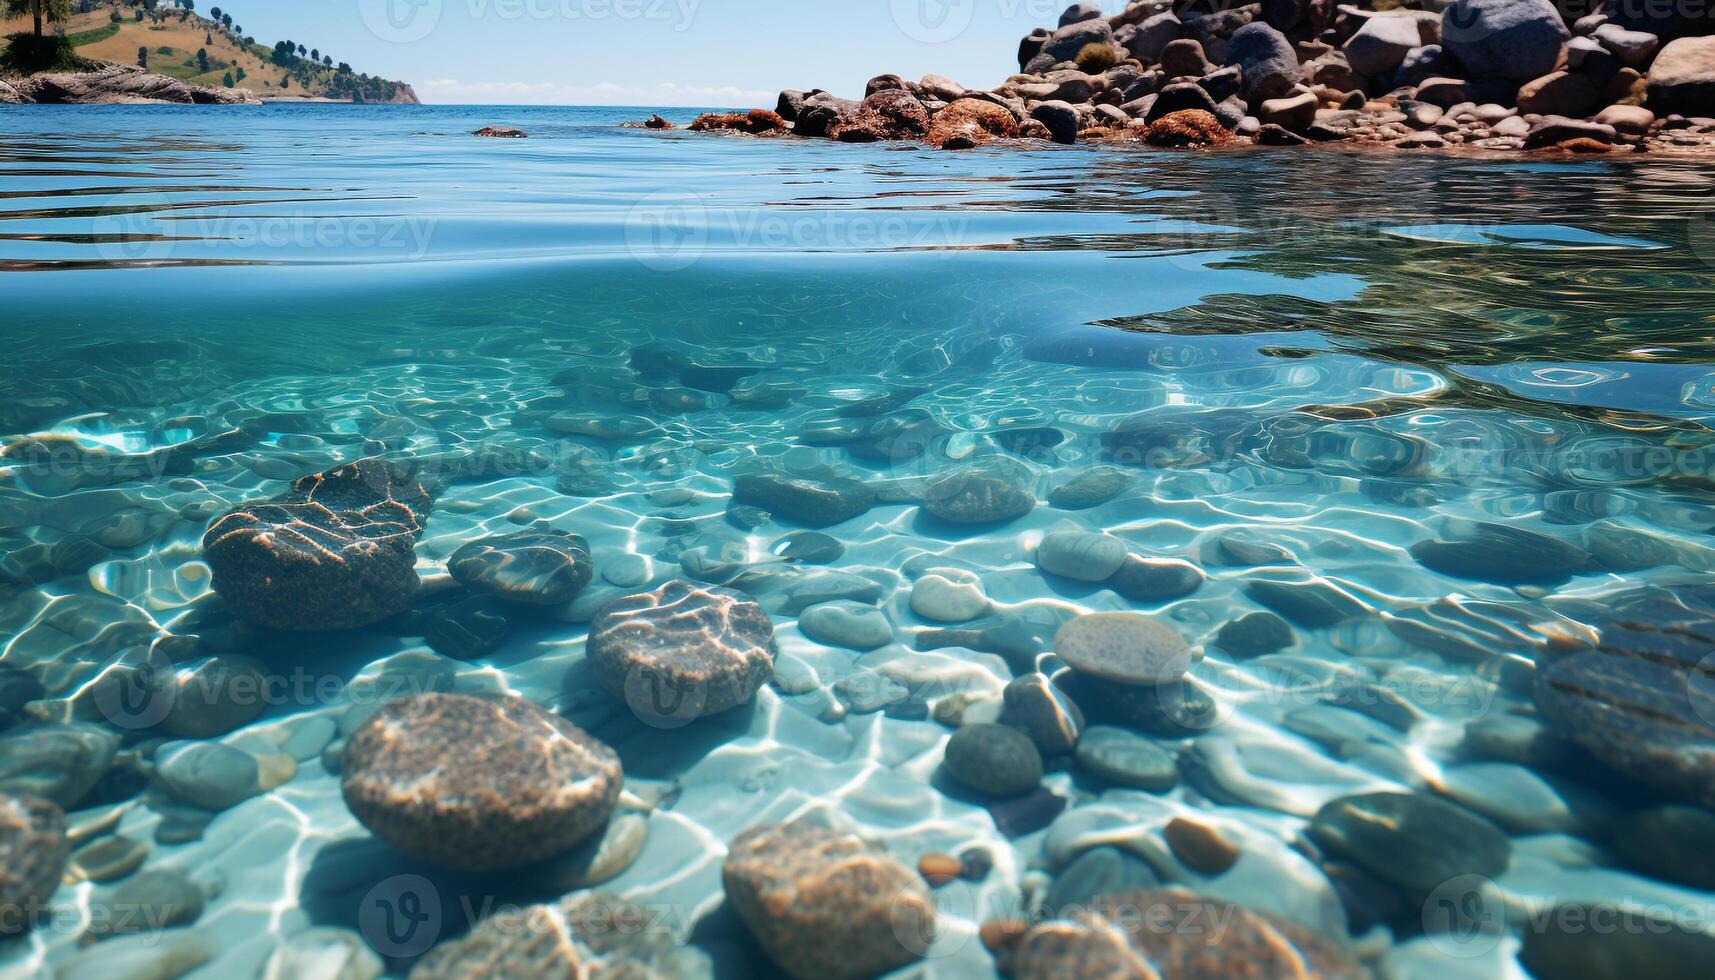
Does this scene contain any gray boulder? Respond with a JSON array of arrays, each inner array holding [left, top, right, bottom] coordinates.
[[1119, 12, 1182, 63], [1026, 19, 1115, 73], [1345, 16, 1423, 78], [1224, 22, 1300, 103], [1441, 0, 1570, 82], [1059, 2, 1104, 26], [794, 92, 859, 138]]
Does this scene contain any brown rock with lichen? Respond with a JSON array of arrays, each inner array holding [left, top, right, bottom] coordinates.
[[341, 693, 621, 872], [0, 793, 67, 936], [689, 109, 787, 134], [926, 98, 1021, 148], [1010, 888, 1365, 979], [723, 819, 935, 980], [202, 458, 434, 631], [1143, 110, 1235, 147], [833, 89, 933, 142]]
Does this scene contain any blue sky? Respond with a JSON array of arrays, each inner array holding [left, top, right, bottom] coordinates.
[[215, 0, 1102, 105]]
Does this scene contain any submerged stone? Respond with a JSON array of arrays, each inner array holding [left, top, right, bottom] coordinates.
[[448, 529, 594, 605], [587, 580, 777, 721], [341, 693, 621, 872], [723, 819, 934, 980], [202, 459, 435, 631], [1308, 792, 1511, 893], [732, 468, 875, 528], [1055, 612, 1192, 686], [0, 792, 67, 936], [944, 723, 1044, 798]]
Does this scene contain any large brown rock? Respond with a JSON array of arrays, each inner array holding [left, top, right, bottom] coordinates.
[[587, 580, 776, 721], [724, 819, 935, 980], [1517, 71, 1598, 116], [1144, 109, 1237, 146], [835, 89, 933, 141], [0, 793, 66, 936], [928, 98, 1021, 148], [341, 694, 621, 871], [1648, 37, 1715, 114], [202, 458, 435, 631], [1009, 888, 1365, 979]]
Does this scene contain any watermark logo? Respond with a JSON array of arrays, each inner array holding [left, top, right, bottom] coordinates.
[[892, 0, 978, 44], [1423, 874, 1508, 958], [90, 647, 176, 731], [359, 0, 444, 44], [359, 874, 443, 959], [91, 191, 176, 265], [624, 191, 709, 272]]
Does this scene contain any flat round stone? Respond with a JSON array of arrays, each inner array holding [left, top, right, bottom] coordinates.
[[448, 529, 594, 605], [1055, 612, 1192, 685]]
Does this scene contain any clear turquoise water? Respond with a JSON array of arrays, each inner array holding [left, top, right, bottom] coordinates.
[[5, 104, 1715, 978]]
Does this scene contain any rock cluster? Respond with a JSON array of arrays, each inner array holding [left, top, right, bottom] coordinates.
[[3, 64, 259, 105], [659, 0, 1715, 153], [202, 458, 436, 631]]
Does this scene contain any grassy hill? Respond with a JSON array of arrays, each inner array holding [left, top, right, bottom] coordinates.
[[2, 1, 415, 102]]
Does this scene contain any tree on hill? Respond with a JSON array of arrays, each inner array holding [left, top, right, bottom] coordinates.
[[182, 0, 194, 10], [209, 5, 219, 20], [310, 48, 318, 62], [196, 47, 208, 72], [222, 70, 232, 87], [234, 65, 244, 81], [296, 43, 305, 57], [136, 45, 145, 67], [1, 0, 69, 39], [322, 55, 331, 68]]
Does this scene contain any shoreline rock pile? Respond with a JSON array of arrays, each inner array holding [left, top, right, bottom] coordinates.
[[662, 0, 1715, 153], [0, 64, 259, 105]]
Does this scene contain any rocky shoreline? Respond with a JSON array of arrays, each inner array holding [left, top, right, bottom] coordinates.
[[0, 63, 259, 105], [648, 0, 1715, 154]]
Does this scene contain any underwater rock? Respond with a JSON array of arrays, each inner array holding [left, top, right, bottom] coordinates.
[[66, 834, 148, 884], [0, 792, 67, 936], [1611, 805, 1715, 891], [919, 459, 1036, 525], [341, 693, 621, 872], [1048, 466, 1131, 510], [447, 529, 594, 605], [1534, 589, 1715, 808], [723, 819, 934, 980], [52, 930, 217, 980], [799, 600, 892, 651], [944, 723, 1044, 798], [1107, 556, 1204, 602], [152, 741, 295, 812], [1074, 726, 1179, 791], [1009, 887, 1365, 979], [910, 569, 991, 623], [422, 596, 511, 661], [732, 468, 875, 528], [1410, 523, 1595, 585], [1518, 901, 1715, 980], [1058, 673, 1219, 736], [86, 868, 205, 936], [586, 580, 777, 721], [1042, 845, 1161, 915], [1000, 674, 1084, 757], [152, 656, 268, 739], [771, 530, 845, 565], [1215, 611, 1295, 658], [0, 723, 121, 808], [202, 459, 435, 631], [1036, 530, 1128, 582], [1163, 817, 1239, 874], [1055, 612, 1192, 686], [1307, 792, 1512, 893]]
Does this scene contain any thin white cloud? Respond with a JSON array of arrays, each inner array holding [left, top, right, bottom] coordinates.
[[417, 78, 774, 106]]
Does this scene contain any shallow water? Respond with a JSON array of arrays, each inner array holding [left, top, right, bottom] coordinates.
[[5, 104, 1715, 978]]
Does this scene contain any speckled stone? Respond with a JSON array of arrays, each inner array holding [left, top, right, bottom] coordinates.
[[341, 693, 621, 872], [1012, 888, 1365, 979], [723, 819, 935, 980], [202, 459, 434, 630], [447, 529, 593, 605], [409, 903, 584, 979], [0, 793, 67, 935], [919, 460, 1036, 524], [732, 468, 875, 527], [587, 580, 777, 721], [1055, 612, 1192, 686]]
